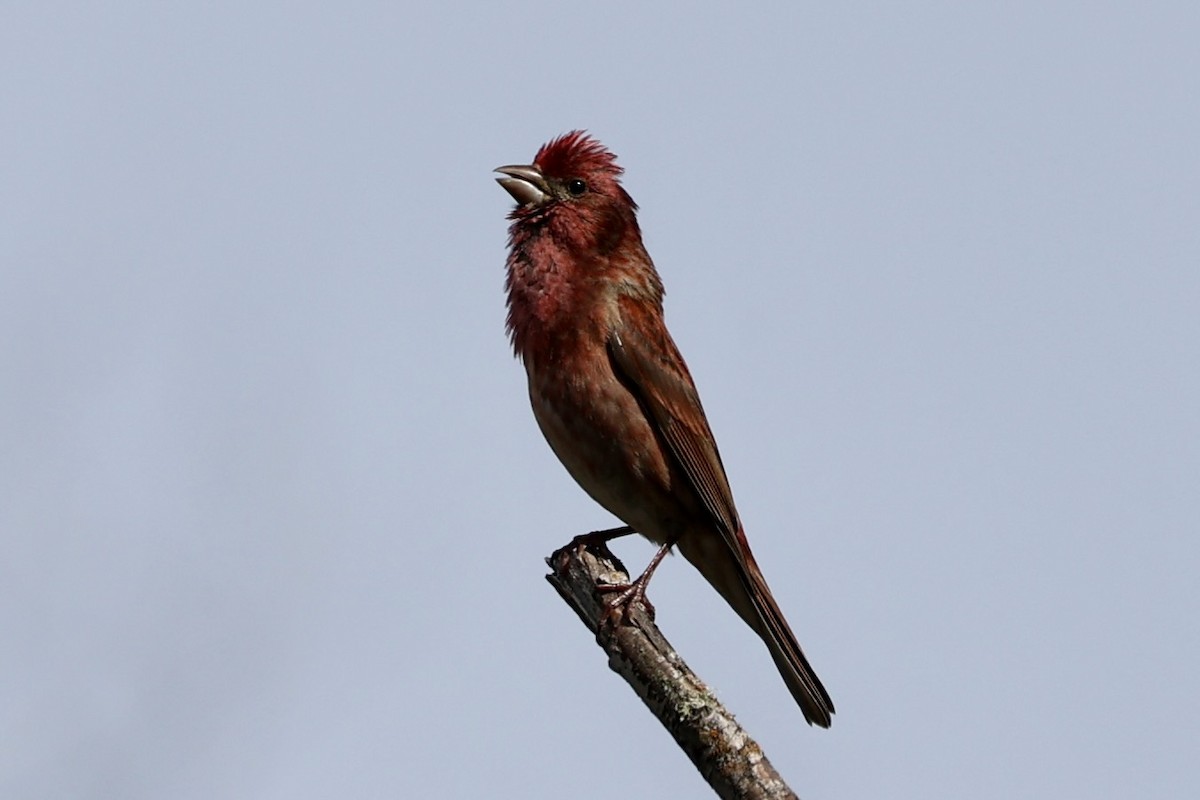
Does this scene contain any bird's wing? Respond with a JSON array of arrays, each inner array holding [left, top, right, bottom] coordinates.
[[606, 299, 742, 544], [608, 298, 836, 727]]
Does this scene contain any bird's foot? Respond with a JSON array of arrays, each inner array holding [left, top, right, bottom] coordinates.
[[568, 525, 636, 553], [596, 575, 656, 623]]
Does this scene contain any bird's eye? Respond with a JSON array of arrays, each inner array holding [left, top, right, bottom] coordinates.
[[566, 179, 587, 196]]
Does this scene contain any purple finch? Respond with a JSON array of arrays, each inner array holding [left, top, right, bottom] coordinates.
[[496, 132, 834, 727]]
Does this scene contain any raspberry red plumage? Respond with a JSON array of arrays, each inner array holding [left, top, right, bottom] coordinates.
[[534, 130, 624, 180], [495, 132, 834, 726]]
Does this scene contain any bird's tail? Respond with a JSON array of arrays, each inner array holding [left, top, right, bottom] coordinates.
[[680, 532, 835, 727]]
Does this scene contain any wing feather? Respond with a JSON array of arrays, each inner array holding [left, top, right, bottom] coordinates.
[[606, 305, 742, 548]]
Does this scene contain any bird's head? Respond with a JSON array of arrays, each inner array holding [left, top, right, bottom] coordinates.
[[497, 132, 659, 355], [495, 131, 639, 254]]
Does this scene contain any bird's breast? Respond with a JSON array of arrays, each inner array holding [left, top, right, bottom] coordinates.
[[524, 340, 683, 545]]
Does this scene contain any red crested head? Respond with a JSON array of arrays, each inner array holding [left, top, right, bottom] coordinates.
[[496, 132, 660, 358], [494, 131, 638, 224], [533, 131, 624, 183]]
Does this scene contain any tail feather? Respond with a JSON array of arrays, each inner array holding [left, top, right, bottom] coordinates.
[[679, 532, 834, 726], [741, 556, 835, 727]]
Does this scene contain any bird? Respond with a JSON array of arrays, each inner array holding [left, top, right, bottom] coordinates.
[[495, 131, 834, 727]]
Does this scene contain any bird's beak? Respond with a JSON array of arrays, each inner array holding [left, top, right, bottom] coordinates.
[[495, 164, 550, 207]]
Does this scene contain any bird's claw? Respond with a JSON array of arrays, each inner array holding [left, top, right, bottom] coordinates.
[[597, 578, 656, 623]]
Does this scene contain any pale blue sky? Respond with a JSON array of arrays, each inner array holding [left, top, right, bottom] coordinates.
[[3, 3, 1198, 797]]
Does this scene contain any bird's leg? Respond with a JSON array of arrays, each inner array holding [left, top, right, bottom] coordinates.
[[556, 525, 672, 621], [550, 526, 637, 586], [596, 537, 676, 622], [568, 525, 636, 550]]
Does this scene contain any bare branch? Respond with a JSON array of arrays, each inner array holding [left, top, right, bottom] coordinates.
[[545, 540, 800, 800]]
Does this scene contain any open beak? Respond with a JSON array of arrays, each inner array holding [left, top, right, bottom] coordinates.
[[495, 164, 550, 207]]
